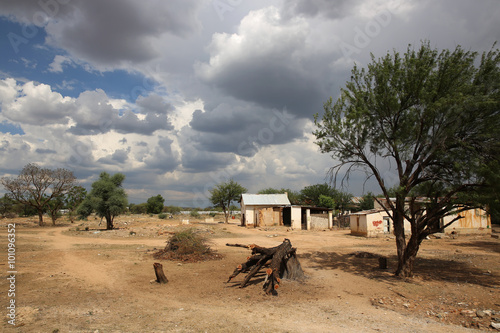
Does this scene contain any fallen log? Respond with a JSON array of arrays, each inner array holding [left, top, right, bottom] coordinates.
[[226, 238, 305, 295]]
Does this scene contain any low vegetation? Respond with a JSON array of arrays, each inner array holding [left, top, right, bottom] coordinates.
[[153, 228, 223, 262]]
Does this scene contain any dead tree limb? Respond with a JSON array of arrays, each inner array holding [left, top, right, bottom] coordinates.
[[153, 262, 169, 284], [226, 239, 305, 295]]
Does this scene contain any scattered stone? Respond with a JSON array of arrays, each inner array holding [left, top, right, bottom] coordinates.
[[461, 310, 475, 316], [477, 310, 486, 318], [491, 322, 500, 330]]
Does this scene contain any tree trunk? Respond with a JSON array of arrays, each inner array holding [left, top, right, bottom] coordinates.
[[106, 215, 114, 230], [37, 210, 44, 226], [153, 263, 169, 284], [395, 231, 423, 277], [227, 239, 305, 295]]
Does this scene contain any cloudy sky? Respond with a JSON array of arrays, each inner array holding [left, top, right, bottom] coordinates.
[[0, 0, 498, 207]]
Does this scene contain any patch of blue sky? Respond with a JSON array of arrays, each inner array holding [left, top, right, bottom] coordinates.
[[0, 18, 159, 103], [0, 121, 25, 135]]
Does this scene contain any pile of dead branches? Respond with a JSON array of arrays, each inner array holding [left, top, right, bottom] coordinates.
[[153, 228, 223, 263], [226, 238, 305, 295]]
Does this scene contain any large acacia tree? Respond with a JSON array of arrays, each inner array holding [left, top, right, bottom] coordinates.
[[78, 172, 127, 230], [209, 179, 247, 223], [1, 163, 77, 226], [314, 42, 500, 277]]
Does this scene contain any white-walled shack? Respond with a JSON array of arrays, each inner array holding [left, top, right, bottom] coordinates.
[[240, 194, 290, 228], [350, 198, 491, 237], [240, 194, 333, 230]]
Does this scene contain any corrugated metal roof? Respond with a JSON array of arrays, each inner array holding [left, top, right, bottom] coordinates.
[[241, 194, 291, 206]]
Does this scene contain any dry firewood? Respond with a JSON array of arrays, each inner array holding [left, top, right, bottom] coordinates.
[[226, 238, 305, 295]]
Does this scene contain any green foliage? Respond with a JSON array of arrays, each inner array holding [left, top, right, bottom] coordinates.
[[209, 179, 247, 223], [318, 195, 335, 209], [77, 172, 127, 230], [158, 213, 167, 219], [314, 42, 500, 276], [190, 210, 200, 218], [359, 192, 375, 211], [65, 186, 87, 223], [300, 183, 336, 206], [129, 203, 148, 214], [0, 194, 16, 218], [146, 194, 164, 214], [299, 184, 352, 213]]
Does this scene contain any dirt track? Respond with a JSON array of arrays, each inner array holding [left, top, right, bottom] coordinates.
[[1, 215, 499, 332]]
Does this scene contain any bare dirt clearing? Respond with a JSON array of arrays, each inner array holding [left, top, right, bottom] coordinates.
[[1, 215, 499, 332]]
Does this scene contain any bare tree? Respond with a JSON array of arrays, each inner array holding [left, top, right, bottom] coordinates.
[[1, 163, 77, 226]]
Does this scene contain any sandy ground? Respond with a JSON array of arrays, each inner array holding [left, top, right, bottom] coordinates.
[[0, 214, 499, 333]]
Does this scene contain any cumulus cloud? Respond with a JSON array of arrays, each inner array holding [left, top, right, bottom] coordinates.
[[48, 55, 74, 73], [0, 80, 73, 125], [195, 6, 327, 117]]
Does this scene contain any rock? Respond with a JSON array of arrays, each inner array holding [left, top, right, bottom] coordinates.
[[477, 310, 486, 318], [491, 322, 500, 330], [461, 310, 475, 316]]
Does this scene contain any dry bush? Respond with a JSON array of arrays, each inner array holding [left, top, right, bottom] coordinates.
[[153, 228, 223, 262]]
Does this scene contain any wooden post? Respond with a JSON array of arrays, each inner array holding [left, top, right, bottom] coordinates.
[[153, 262, 169, 284]]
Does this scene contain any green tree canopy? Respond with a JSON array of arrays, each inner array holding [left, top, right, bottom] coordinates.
[[209, 179, 247, 223], [314, 42, 500, 277], [147, 194, 165, 214], [77, 172, 128, 230]]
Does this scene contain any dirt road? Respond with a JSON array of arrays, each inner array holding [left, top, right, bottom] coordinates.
[[1, 216, 498, 332]]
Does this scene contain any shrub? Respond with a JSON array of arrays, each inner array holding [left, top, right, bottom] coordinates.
[[190, 210, 200, 218], [153, 228, 222, 262], [209, 212, 216, 217], [158, 213, 167, 219]]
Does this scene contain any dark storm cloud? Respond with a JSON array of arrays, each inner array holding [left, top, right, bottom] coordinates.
[[143, 136, 179, 172], [1, 0, 204, 65], [184, 103, 306, 157], [136, 94, 174, 115], [198, 62, 325, 118], [282, 0, 362, 20], [35, 148, 57, 154], [97, 148, 130, 165]]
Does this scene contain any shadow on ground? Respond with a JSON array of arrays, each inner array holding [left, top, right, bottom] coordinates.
[[300, 250, 499, 288]]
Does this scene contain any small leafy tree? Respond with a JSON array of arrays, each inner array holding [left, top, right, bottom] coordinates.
[[358, 192, 375, 211], [65, 185, 87, 223], [146, 194, 164, 214], [46, 196, 64, 225], [209, 179, 247, 223], [1, 163, 77, 226], [300, 183, 336, 206], [314, 42, 500, 277], [0, 194, 16, 218], [130, 203, 148, 214], [77, 172, 128, 230]]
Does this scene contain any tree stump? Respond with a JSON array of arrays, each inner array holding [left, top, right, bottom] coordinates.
[[378, 257, 388, 269], [226, 239, 305, 295], [153, 262, 169, 284]]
